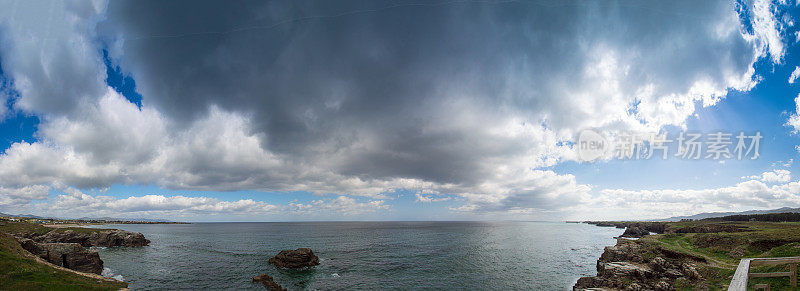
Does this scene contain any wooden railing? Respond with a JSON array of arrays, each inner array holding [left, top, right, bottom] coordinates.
[[728, 257, 799, 290]]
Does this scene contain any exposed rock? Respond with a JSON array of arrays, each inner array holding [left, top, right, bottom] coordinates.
[[268, 248, 320, 268], [17, 229, 149, 247], [18, 238, 103, 274], [621, 226, 650, 238], [253, 274, 287, 291], [650, 257, 667, 271], [654, 280, 671, 290], [728, 245, 746, 258], [599, 241, 645, 263], [598, 262, 653, 278], [681, 263, 702, 280], [574, 239, 707, 290]]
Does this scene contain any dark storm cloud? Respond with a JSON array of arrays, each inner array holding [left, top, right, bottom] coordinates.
[[98, 0, 757, 189]]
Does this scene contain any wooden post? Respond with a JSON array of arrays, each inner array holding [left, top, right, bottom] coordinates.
[[792, 263, 797, 286]]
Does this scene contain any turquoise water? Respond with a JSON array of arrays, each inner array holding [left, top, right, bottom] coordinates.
[[91, 222, 621, 290]]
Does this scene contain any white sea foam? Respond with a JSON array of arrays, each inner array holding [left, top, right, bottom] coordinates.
[[102, 267, 125, 282]]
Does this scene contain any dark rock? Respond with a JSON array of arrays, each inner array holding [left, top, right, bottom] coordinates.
[[585, 221, 667, 234], [621, 226, 650, 238], [18, 229, 149, 247], [18, 238, 103, 274], [253, 274, 287, 291], [268, 248, 320, 268]]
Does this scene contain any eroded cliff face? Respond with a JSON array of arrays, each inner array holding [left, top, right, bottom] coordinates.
[[574, 239, 708, 291], [17, 238, 104, 274]]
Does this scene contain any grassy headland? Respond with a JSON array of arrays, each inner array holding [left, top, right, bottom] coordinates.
[[0, 218, 129, 290], [581, 215, 800, 290], [653, 220, 800, 289]]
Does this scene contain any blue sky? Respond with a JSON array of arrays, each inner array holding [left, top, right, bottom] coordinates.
[[2, 0, 800, 221]]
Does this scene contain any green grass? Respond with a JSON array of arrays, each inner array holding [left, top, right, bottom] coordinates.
[[0, 232, 127, 290], [0, 221, 112, 235], [647, 221, 800, 290], [747, 264, 800, 290], [0, 222, 127, 290]]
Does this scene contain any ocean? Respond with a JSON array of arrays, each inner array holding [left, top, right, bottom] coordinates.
[[90, 221, 621, 290]]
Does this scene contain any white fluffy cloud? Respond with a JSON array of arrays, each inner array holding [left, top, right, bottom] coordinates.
[[744, 169, 792, 183], [14, 187, 389, 219], [0, 185, 49, 206], [789, 66, 800, 83], [786, 93, 800, 133], [572, 178, 800, 220], [0, 0, 794, 218], [415, 192, 451, 203]]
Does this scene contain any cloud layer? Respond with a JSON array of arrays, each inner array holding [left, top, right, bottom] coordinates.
[[0, 0, 795, 218]]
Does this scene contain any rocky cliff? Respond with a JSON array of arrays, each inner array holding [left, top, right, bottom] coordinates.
[[17, 238, 104, 274], [12, 227, 149, 276], [573, 239, 709, 290], [15, 228, 150, 247]]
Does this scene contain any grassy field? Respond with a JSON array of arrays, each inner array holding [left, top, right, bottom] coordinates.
[[645, 221, 800, 290], [0, 221, 127, 290]]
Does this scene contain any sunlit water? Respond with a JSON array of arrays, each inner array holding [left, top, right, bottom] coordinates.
[[90, 222, 621, 290]]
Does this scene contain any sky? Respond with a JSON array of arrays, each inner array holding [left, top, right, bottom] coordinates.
[[2, 0, 800, 221]]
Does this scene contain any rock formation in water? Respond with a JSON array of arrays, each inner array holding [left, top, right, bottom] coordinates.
[[573, 239, 707, 290], [268, 248, 320, 268], [15, 229, 150, 247], [253, 274, 287, 291], [17, 238, 104, 274]]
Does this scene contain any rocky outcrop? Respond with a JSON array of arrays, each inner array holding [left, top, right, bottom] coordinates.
[[574, 239, 708, 290], [268, 248, 320, 268], [16, 229, 149, 247], [17, 238, 103, 274], [621, 226, 650, 238], [11, 227, 148, 276], [585, 221, 666, 234], [253, 274, 287, 291]]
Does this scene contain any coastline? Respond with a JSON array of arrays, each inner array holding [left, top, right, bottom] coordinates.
[[0, 218, 150, 290], [576, 218, 800, 290]]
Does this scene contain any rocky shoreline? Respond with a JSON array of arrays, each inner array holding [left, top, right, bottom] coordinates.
[[11, 227, 149, 276], [573, 237, 708, 290], [574, 222, 713, 290]]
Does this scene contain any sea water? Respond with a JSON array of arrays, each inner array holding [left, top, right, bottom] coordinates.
[[92, 221, 621, 290]]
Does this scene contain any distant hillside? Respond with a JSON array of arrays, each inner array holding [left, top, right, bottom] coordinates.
[[77, 217, 174, 223], [3, 213, 59, 220], [702, 212, 800, 222], [659, 207, 800, 221], [0, 213, 173, 223]]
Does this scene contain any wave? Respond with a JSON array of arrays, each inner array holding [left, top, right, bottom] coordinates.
[[102, 267, 125, 282]]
